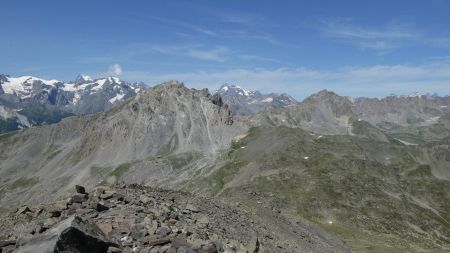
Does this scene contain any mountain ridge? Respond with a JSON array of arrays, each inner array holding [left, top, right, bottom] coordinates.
[[0, 74, 147, 134]]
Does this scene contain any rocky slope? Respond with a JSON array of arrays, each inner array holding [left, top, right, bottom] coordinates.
[[0, 184, 351, 253], [215, 84, 296, 115], [0, 74, 146, 134]]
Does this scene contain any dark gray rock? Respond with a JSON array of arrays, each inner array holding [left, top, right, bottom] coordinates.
[[13, 216, 112, 253], [155, 226, 172, 236], [69, 193, 88, 204], [148, 237, 170, 246], [0, 240, 16, 248], [90, 202, 109, 212], [75, 185, 86, 194]]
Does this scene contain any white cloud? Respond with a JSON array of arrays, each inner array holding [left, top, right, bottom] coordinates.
[[122, 63, 450, 99], [107, 64, 122, 76]]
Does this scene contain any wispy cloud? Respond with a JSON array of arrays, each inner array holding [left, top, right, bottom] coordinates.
[[224, 30, 282, 45], [187, 46, 229, 62], [217, 12, 266, 27], [429, 55, 450, 63], [122, 62, 450, 98], [238, 54, 280, 63], [321, 18, 416, 40], [318, 18, 450, 53], [428, 37, 450, 48], [74, 56, 117, 64], [150, 44, 229, 62], [150, 16, 217, 36], [319, 18, 417, 53]]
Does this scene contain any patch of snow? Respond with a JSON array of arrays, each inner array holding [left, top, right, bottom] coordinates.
[[426, 116, 440, 123], [328, 220, 333, 225], [91, 79, 107, 91], [441, 105, 448, 108], [110, 77, 120, 83], [261, 97, 274, 103], [303, 156, 309, 160], [62, 83, 77, 92], [1, 76, 59, 98], [73, 93, 81, 104], [395, 138, 418, 146], [109, 93, 125, 103], [221, 86, 229, 92], [81, 75, 92, 81], [357, 118, 362, 122]]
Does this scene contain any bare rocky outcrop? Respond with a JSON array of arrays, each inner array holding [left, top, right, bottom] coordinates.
[[0, 185, 351, 253]]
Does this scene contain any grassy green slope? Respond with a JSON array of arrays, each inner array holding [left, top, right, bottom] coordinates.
[[203, 126, 450, 252]]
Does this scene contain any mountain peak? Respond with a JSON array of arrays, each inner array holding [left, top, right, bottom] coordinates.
[[314, 89, 338, 97], [218, 83, 251, 96], [74, 74, 93, 84], [154, 80, 184, 89], [216, 84, 297, 115]]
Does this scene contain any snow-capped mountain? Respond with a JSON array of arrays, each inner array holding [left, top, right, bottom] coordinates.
[[216, 84, 297, 115], [0, 74, 147, 133], [0, 74, 146, 110]]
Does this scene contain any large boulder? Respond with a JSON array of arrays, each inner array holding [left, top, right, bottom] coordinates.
[[13, 216, 112, 253]]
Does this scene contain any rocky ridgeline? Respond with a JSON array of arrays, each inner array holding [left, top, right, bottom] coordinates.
[[0, 185, 261, 253]]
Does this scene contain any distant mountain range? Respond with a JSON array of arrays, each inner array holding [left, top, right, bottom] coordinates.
[[216, 84, 297, 115], [1, 73, 449, 136], [0, 74, 146, 133], [254, 89, 450, 142]]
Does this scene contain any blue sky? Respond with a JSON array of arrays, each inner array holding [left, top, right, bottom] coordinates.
[[1, 0, 450, 99]]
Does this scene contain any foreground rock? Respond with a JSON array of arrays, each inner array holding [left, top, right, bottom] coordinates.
[[0, 184, 351, 252], [13, 216, 111, 253], [0, 185, 268, 253]]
